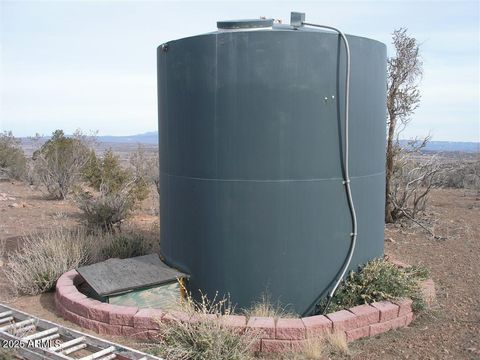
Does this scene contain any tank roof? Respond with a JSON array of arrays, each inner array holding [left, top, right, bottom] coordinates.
[[217, 18, 274, 29]]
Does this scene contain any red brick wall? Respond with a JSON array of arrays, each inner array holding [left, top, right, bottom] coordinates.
[[55, 269, 434, 353]]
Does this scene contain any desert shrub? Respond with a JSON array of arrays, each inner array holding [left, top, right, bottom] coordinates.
[[244, 292, 297, 319], [150, 293, 258, 360], [4, 228, 92, 295], [0, 131, 27, 180], [95, 231, 158, 261], [32, 130, 93, 199], [83, 149, 128, 193], [4, 227, 159, 295], [76, 183, 136, 231], [78, 149, 149, 230], [88, 229, 158, 264], [434, 158, 480, 192], [80, 149, 101, 185], [129, 146, 160, 215], [320, 259, 429, 313], [24, 159, 38, 185], [129, 145, 160, 194]]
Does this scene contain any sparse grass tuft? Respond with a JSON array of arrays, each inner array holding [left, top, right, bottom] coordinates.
[[263, 334, 350, 360], [325, 332, 350, 356], [151, 318, 258, 360], [149, 291, 258, 360], [293, 338, 325, 360], [244, 292, 297, 319], [404, 264, 430, 280], [320, 259, 428, 313]]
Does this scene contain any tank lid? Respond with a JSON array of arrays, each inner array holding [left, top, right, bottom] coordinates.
[[217, 18, 274, 29]]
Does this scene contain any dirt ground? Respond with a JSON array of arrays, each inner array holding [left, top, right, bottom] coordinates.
[[0, 180, 478, 359], [349, 188, 480, 360]]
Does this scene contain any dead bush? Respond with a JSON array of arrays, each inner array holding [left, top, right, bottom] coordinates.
[[389, 139, 441, 222], [32, 130, 94, 199], [0, 131, 27, 180]]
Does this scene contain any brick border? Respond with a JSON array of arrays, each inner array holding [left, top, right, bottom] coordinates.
[[54, 269, 435, 353]]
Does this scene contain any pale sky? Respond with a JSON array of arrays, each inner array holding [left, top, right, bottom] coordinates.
[[0, 0, 479, 141]]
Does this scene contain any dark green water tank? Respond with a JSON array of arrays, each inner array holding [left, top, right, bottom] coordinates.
[[158, 16, 387, 315]]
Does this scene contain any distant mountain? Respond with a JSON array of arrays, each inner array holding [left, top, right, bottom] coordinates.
[[98, 131, 158, 144], [399, 140, 479, 153], [22, 131, 478, 153], [100, 132, 478, 153]]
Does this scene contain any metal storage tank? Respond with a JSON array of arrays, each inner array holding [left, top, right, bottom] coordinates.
[[158, 13, 387, 315]]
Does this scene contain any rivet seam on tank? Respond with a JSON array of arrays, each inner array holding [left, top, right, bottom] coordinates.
[[324, 95, 336, 102]]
